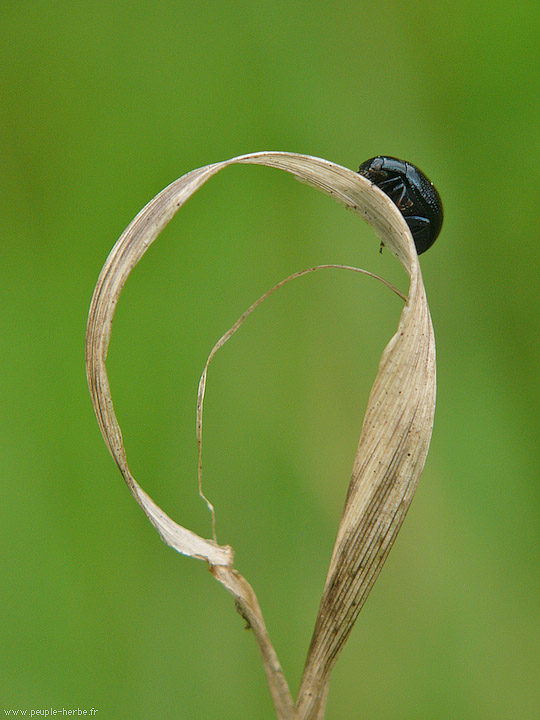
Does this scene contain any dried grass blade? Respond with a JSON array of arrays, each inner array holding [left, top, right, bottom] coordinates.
[[85, 152, 436, 720], [292, 209, 436, 717]]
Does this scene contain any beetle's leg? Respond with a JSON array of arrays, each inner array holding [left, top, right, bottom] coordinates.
[[405, 215, 430, 253], [405, 215, 429, 233], [377, 176, 412, 210]]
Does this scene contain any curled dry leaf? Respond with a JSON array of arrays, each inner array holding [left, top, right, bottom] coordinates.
[[85, 152, 436, 720]]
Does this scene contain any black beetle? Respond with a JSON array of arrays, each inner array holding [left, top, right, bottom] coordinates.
[[358, 156, 443, 254]]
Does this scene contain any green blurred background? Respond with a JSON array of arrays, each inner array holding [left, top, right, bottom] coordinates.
[[2, 1, 539, 718]]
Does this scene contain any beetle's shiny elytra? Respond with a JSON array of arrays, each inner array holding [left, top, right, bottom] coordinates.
[[358, 156, 443, 254]]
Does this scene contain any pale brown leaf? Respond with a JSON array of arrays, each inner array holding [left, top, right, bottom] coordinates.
[[85, 152, 436, 720]]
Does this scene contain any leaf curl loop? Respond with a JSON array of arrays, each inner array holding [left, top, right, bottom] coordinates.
[[85, 152, 436, 720]]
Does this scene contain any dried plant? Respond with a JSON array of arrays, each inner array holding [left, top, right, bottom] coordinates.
[[86, 152, 436, 720]]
